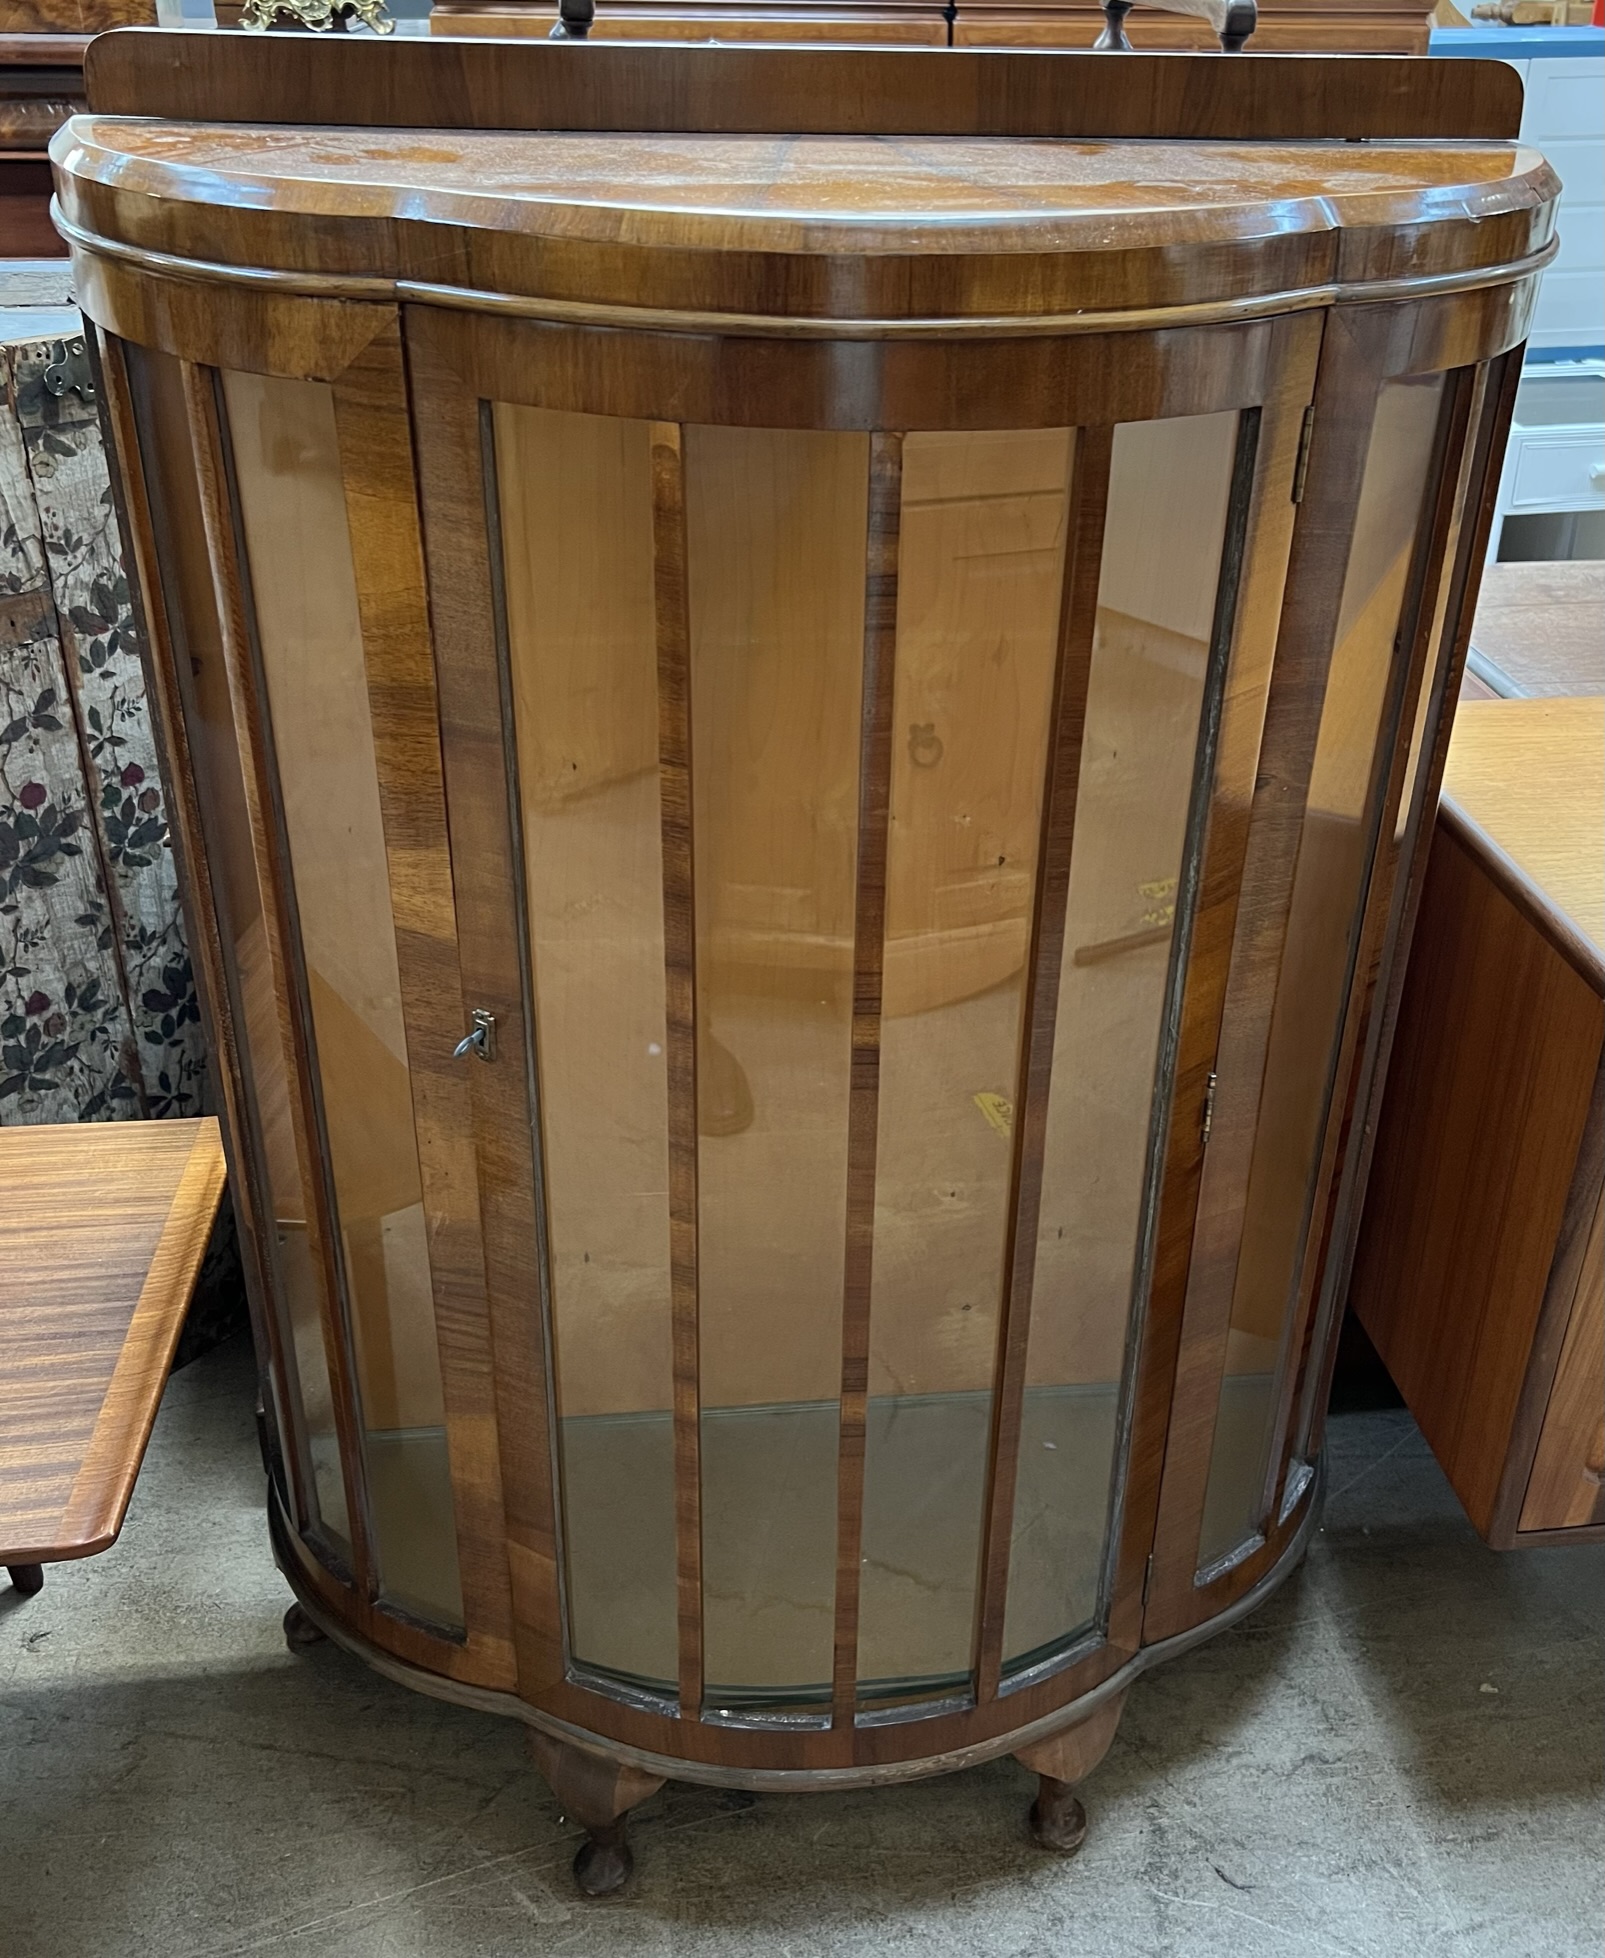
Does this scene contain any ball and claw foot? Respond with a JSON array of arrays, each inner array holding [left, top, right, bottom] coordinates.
[[283, 1601, 328, 1653], [7, 1563, 45, 1596], [573, 1820, 633, 1897], [1029, 1775, 1089, 1854]]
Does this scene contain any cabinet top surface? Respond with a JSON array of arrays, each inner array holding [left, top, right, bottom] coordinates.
[[52, 113, 1557, 327], [1444, 697, 1605, 973], [60, 118, 1552, 248]]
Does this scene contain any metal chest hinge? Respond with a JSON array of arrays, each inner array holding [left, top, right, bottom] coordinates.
[[43, 336, 96, 404], [1291, 405, 1317, 504], [452, 1008, 496, 1063], [1201, 1069, 1218, 1150]]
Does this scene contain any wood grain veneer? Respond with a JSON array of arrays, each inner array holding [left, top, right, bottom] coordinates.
[[1351, 698, 1605, 1548], [81, 32, 1523, 141], [1469, 562, 1605, 701], [53, 38, 1555, 1865], [429, 0, 1434, 50], [0, 1118, 225, 1567]]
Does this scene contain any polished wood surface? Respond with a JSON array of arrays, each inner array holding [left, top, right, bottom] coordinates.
[[82, 31, 1524, 142], [58, 38, 1550, 1820], [1445, 697, 1604, 977], [435, 4, 950, 40], [53, 115, 1556, 332], [433, 0, 1431, 49], [1351, 699, 1605, 1548], [1470, 561, 1605, 700], [0, 1118, 226, 1567]]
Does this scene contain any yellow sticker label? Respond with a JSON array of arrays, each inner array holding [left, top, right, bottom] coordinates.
[[973, 1091, 1014, 1138]]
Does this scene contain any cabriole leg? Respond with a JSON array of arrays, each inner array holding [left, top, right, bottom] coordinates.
[[529, 1730, 666, 1897], [1013, 1688, 1127, 1853]]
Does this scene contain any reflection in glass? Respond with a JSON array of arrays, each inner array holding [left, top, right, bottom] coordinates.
[[1004, 412, 1241, 1668], [494, 402, 677, 1689], [857, 428, 1072, 1692], [1196, 375, 1445, 1572], [687, 424, 868, 1702], [224, 370, 461, 1626], [128, 346, 350, 1555]]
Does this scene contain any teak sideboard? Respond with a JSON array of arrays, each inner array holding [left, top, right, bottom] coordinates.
[[54, 32, 1552, 1893], [1352, 698, 1605, 1550]]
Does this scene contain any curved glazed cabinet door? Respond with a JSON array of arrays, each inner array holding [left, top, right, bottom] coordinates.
[[405, 300, 1323, 1759], [102, 314, 519, 1691], [1144, 291, 1530, 1639]]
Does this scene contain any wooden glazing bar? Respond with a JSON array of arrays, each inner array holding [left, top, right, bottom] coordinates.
[[329, 322, 517, 1679], [1142, 313, 1387, 1637], [1290, 346, 1524, 1476], [831, 430, 902, 1727], [1090, 401, 1270, 1645], [178, 356, 376, 1596], [1100, 330, 1321, 1652], [652, 419, 704, 1717], [403, 310, 567, 1691], [973, 426, 1112, 1706], [1255, 363, 1478, 1523], [92, 327, 317, 1541]]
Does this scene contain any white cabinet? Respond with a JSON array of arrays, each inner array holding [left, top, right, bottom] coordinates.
[[1491, 363, 1605, 556], [1483, 51, 1603, 554], [1513, 55, 1604, 358]]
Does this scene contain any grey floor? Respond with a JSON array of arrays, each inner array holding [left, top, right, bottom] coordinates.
[[3, 1336, 1600, 1958]]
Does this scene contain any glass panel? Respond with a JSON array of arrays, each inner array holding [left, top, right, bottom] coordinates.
[[686, 424, 868, 1703], [857, 428, 1072, 1693], [126, 346, 349, 1556], [493, 402, 678, 1690], [1004, 411, 1242, 1668], [1196, 375, 1446, 1572], [223, 370, 461, 1626]]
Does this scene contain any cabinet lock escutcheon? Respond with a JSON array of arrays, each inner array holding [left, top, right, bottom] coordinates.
[[453, 1008, 496, 1063]]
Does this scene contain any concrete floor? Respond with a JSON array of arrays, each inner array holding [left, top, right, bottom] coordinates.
[[3, 1336, 1600, 1958]]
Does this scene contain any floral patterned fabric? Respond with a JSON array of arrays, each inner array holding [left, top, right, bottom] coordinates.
[[0, 333, 209, 1125]]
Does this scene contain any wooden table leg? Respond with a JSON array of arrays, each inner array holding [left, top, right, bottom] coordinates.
[[529, 1730, 666, 1896], [7, 1564, 45, 1595], [1013, 1689, 1128, 1852]]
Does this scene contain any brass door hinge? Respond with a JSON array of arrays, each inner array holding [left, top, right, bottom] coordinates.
[[1201, 1068, 1218, 1149], [1291, 405, 1317, 504]]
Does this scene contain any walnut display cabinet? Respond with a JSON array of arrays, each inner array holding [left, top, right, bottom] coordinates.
[[56, 32, 1552, 1894]]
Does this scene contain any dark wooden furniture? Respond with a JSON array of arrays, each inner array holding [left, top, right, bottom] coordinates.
[[0, 4, 156, 255], [57, 31, 1549, 1892], [429, 0, 1433, 53], [0, 1117, 227, 1594], [1351, 698, 1604, 1549], [0, 33, 86, 256]]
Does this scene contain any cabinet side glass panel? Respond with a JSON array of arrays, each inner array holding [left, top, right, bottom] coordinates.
[[686, 424, 868, 1704], [1004, 411, 1241, 1669], [492, 402, 678, 1693], [1196, 374, 1446, 1573], [126, 346, 349, 1557], [222, 369, 462, 1627], [857, 428, 1072, 1695]]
